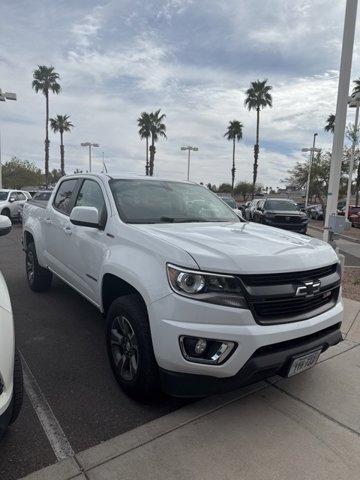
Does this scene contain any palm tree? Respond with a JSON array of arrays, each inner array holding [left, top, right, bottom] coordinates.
[[149, 109, 167, 176], [137, 112, 152, 175], [244, 79, 273, 198], [224, 120, 243, 190], [32, 65, 61, 186], [50, 115, 74, 176], [353, 77, 360, 96], [324, 114, 335, 134]]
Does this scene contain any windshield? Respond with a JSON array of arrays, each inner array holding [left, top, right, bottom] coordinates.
[[110, 180, 240, 224], [265, 200, 298, 212], [0, 191, 9, 201]]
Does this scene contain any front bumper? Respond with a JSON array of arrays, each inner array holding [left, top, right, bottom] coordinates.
[[160, 322, 342, 396], [149, 293, 343, 381]]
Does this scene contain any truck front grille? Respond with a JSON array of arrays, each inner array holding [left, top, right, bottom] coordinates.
[[274, 215, 302, 224], [238, 263, 341, 325]]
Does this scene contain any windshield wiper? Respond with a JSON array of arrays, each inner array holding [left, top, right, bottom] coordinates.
[[159, 216, 208, 223]]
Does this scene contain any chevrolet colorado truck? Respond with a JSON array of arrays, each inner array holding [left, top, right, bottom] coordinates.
[[22, 174, 343, 399]]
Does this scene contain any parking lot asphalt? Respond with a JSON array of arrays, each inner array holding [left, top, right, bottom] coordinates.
[[0, 226, 189, 480]]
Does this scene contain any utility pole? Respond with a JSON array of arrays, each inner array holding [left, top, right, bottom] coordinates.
[[344, 93, 360, 218], [81, 142, 99, 172], [180, 146, 198, 181], [323, 0, 358, 242], [0, 88, 17, 188]]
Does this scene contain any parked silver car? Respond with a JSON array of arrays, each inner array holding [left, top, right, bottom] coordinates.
[[0, 190, 30, 221]]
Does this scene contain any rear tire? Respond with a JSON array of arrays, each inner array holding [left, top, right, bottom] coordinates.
[[1, 208, 10, 218], [106, 295, 160, 401], [10, 350, 23, 424], [26, 242, 52, 292]]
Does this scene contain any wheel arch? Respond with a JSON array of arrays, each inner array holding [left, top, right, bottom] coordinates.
[[101, 273, 148, 316]]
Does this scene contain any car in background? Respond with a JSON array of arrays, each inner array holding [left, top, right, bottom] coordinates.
[[0, 190, 30, 221], [252, 198, 308, 234], [339, 205, 360, 220], [244, 198, 262, 220], [18, 190, 52, 222], [349, 211, 360, 228], [308, 204, 324, 221], [218, 195, 243, 216], [0, 215, 23, 438]]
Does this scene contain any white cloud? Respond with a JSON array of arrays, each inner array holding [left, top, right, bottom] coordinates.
[[0, 0, 359, 191]]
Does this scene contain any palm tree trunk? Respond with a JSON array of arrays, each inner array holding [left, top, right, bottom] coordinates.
[[60, 131, 65, 176], [231, 138, 236, 191], [145, 137, 149, 176], [149, 136, 155, 176], [252, 107, 260, 199], [45, 92, 50, 187]]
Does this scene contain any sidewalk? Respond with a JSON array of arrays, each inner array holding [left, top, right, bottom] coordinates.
[[24, 298, 360, 480]]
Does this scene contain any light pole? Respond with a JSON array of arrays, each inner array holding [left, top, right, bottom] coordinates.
[[323, 0, 358, 242], [0, 88, 17, 188], [81, 142, 99, 172], [301, 133, 321, 209], [344, 93, 360, 219], [181, 146, 198, 181]]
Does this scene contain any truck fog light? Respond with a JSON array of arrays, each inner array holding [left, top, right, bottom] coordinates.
[[195, 338, 207, 355], [179, 336, 236, 365]]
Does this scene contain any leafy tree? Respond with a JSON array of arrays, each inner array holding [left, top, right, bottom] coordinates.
[[324, 114, 335, 134], [148, 109, 167, 176], [48, 169, 63, 185], [244, 79, 273, 198], [73, 168, 83, 174], [217, 183, 233, 193], [284, 152, 347, 210], [2, 157, 43, 188], [137, 112, 152, 175], [206, 183, 217, 192], [233, 181, 253, 201], [32, 65, 61, 186], [50, 114, 74, 176], [224, 120, 243, 191]]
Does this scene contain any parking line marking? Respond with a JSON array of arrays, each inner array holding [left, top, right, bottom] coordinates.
[[20, 352, 75, 461]]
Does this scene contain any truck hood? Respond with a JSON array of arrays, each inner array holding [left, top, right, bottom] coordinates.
[[134, 221, 338, 274]]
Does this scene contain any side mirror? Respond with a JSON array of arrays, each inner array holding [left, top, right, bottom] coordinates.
[[0, 215, 12, 237], [70, 206, 100, 228]]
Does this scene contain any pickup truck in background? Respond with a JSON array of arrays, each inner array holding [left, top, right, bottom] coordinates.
[[22, 174, 343, 400]]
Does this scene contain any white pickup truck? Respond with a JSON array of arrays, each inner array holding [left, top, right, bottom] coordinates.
[[22, 174, 343, 399]]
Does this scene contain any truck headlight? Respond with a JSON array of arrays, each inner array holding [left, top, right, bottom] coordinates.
[[167, 264, 247, 308]]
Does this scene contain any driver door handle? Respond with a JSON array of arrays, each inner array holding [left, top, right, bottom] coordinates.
[[63, 226, 72, 235]]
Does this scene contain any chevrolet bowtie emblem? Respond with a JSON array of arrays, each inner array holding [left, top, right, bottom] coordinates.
[[295, 280, 321, 297]]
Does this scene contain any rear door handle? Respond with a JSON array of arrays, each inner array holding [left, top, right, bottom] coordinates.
[[63, 226, 72, 235], [45, 217, 52, 224]]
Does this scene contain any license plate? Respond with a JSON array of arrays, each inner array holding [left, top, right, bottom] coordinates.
[[287, 349, 322, 377]]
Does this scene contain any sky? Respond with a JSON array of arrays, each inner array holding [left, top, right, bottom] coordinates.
[[0, 0, 360, 189]]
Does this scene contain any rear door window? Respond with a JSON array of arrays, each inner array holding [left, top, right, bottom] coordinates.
[[53, 179, 78, 215]]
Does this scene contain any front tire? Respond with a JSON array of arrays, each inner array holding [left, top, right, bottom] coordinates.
[[1, 208, 10, 218], [26, 242, 52, 292], [106, 295, 160, 401]]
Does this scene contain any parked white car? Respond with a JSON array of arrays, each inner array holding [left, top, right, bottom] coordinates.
[[0, 215, 23, 437], [23, 174, 343, 399], [0, 190, 30, 221]]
